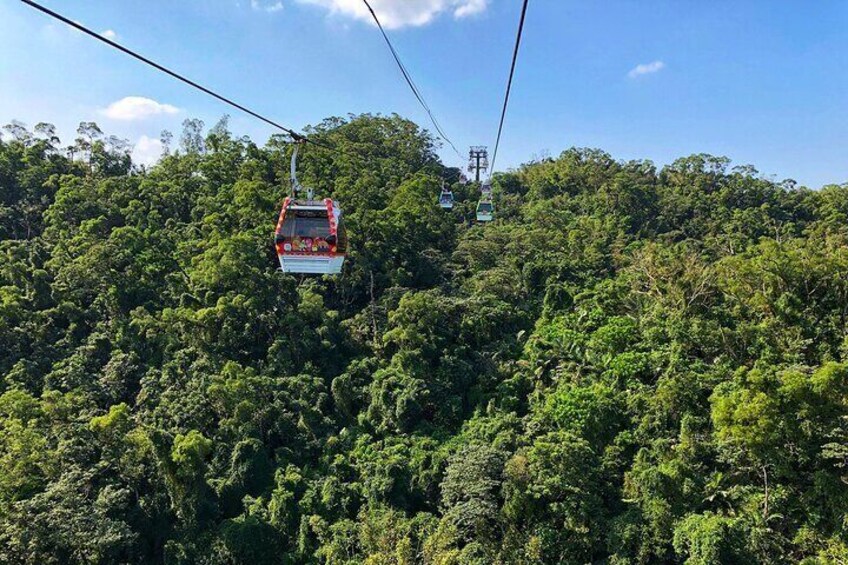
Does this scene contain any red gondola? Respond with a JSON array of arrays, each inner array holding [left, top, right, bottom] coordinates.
[[273, 141, 347, 275], [274, 198, 347, 274]]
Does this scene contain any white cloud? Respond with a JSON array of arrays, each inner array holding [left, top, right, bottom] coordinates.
[[297, 0, 488, 29], [628, 60, 666, 78], [42, 20, 111, 41], [101, 96, 180, 121], [133, 135, 164, 166], [453, 0, 486, 18], [41, 22, 76, 42], [252, 0, 284, 12]]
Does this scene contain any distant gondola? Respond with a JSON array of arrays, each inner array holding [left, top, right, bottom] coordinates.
[[439, 186, 454, 209], [476, 198, 493, 222]]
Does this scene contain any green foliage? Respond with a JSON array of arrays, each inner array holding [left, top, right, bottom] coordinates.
[[1, 116, 848, 563], [673, 512, 752, 564]]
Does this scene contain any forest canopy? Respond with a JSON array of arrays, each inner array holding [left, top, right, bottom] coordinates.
[[1, 114, 847, 564]]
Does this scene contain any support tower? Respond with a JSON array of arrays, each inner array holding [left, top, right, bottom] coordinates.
[[468, 146, 489, 183]]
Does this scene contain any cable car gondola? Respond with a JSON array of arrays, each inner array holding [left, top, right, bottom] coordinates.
[[274, 142, 348, 275], [439, 182, 454, 209], [476, 198, 494, 222]]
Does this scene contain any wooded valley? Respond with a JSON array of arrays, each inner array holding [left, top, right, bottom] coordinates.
[[1, 114, 847, 563]]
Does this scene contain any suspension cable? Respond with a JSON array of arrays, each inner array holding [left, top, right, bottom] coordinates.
[[489, 0, 530, 176], [19, 0, 330, 149], [361, 0, 463, 160]]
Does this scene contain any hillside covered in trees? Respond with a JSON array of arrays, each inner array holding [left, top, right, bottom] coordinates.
[[1, 114, 847, 564]]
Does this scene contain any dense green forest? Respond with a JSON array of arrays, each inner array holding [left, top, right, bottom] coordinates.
[[1, 114, 847, 564]]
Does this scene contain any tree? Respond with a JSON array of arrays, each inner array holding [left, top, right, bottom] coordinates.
[[180, 118, 205, 154]]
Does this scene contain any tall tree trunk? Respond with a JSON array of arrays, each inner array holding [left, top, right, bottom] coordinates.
[[762, 465, 769, 520]]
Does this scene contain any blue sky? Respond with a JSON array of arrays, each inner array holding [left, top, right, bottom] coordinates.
[[1, 0, 847, 188]]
